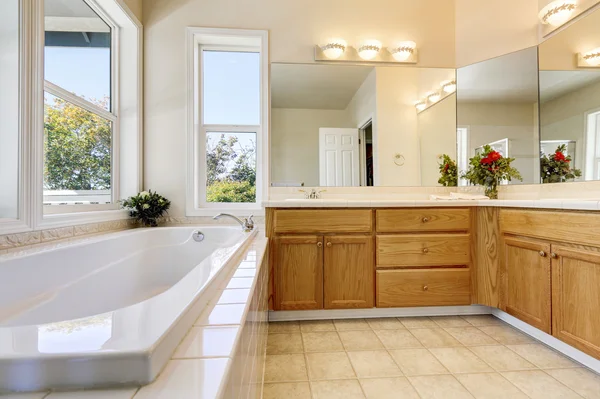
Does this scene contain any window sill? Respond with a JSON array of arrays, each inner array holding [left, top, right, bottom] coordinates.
[[186, 205, 264, 217], [38, 208, 130, 229]]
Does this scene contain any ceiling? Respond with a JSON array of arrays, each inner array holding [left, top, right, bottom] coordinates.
[[457, 47, 540, 103], [44, 0, 98, 18], [540, 70, 600, 103], [271, 64, 373, 110]]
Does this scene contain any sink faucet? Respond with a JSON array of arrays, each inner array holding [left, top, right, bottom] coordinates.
[[299, 188, 326, 199], [213, 213, 254, 232]]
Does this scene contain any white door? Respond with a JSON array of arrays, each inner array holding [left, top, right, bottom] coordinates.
[[319, 128, 360, 186]]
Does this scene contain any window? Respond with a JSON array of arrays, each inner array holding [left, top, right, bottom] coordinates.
[[456, 127, 469, 186], [43, 0, 116, 208], [187, 28, 268, 215], [585, 110, 600, 180]]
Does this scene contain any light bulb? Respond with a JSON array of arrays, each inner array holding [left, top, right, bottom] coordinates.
[[441, 80, 456, 93], [321, 40, 346, 59], [415, 101, 427, 112], [538, 0, 576, 26], [389, 41, 416, 62], [358, 40, 381, 60], [583, 48, 600, 66], [427, 92, 441, 103]]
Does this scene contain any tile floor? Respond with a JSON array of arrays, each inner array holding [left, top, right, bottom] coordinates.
[[263, 315, 600, 399]]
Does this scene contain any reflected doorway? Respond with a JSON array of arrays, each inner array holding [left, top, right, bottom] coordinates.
[[359, 120, 374, 186]]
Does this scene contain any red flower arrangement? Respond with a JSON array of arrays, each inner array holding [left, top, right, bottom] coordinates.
[[463, 145, 522, 199], [540, 144, 581, 183]]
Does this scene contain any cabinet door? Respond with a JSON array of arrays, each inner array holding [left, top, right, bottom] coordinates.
[[273, 235, 323, 310], [552, 245, 600, 359], [503, 237, 551, 333], [324, 235, 374, 309]]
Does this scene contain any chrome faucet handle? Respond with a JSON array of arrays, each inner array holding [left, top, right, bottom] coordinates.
[[243, 215, 255, 231]]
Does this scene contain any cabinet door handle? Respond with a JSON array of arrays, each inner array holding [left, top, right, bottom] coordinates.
[[422, 217, 429, 223], [326, 242, 332, 247], [317, 242, 322, 248], [423, 285, 429, 291], [423, 248, 429, 254], [539, 250, 546, 257], [550, 252, 558, 259]]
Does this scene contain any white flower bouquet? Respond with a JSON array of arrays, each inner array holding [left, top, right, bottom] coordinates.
[[121, 190, 171, 227]]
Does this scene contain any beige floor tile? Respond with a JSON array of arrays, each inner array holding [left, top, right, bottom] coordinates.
[[431, 316, 472, 327], [267, 333, 304, 355], [366, 318, 406, 330], [546, 368, 600, 399], [507, 344, 581, 369], [408, 375, 475, 399], [359, 377, 420, 399], [302, 331, 344, 352], [334, 319, 371, 331], [502, 370, 582, 399], [444, 327, 500, 346], [311, 380, 366, 399], [460, 315, 506, 327], [373, 329, 423, 349], [455, 373, 529, 399], [300, 320, 336, 332], [410, 328, 462, 347], [469, 345, 537, 371], [269, 321, 300, 334], [264, 354, 308, 382], [262, 382, 312, 399], [347, 350, 403, 378], [398, 317, 438, 329], [478, 325, 534, 344], [306, 352, 356, 380], [339, 330, 385, 351], [429, 347, 493, 373], [389, 348, 449, 376]]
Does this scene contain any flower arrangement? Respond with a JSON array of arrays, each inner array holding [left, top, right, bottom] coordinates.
[[437, 154, 458, 187], [540, 144, 581, 183], [462, 145, 522, 199], [121, 190, 171, 227]]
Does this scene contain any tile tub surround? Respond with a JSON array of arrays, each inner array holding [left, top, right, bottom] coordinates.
[[0, 234, 269, 398], [264, 315, 600, 399]]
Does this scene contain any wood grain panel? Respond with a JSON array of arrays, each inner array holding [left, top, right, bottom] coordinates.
[[500, 209, 600, 248], [273, 235, 323, 310], [274, 209, 372, 234], [552, 245, 600, 359], [324, 236, 374, 309], [474, 207, 500, 307], [503, 237, 552, 333], [377, 269, 471, 307], [376, 208, 471, 233], [376, 234, 470, 267]]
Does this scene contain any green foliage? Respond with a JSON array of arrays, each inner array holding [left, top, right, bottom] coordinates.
[[121, 190, 171, 227], [207, 180, 256, 203], [437, 154, 458, 187], [44, 96, 111, 190], [541, 144, 582, 183], [206, 133, 256, 202], [462, 145, 522, 198]]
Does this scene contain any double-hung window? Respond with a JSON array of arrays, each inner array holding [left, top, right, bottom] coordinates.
[[187, 28, 268, 216]]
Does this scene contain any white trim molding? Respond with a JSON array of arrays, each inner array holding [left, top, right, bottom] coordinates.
[[185, 27, 269, 217]]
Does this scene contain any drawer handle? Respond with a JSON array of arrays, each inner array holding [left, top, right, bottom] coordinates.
[[326, 242, 332, 247], [423, 248, 429, 254], [422, 217, 430, 223], [550, 252, 557, 259], [539, 251, 546, 257], [317, 242, 322, 248], [423, 285, 429, 291]]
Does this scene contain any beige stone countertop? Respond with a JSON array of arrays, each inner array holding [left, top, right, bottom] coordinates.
[[262, 199, 600, 211]]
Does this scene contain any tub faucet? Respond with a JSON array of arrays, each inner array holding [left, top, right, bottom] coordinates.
[[213, 213, 254, 232]]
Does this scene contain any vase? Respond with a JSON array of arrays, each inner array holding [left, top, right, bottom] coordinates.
[[484, 178, 499, 199]]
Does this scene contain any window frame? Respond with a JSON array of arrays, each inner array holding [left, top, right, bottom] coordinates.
[[186, 28, 269, 216]]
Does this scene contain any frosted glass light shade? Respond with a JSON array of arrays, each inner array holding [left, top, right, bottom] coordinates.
[[538, 0, 576, 26], [415, 101, 427, 112], [583, 48, 600, 66], [427, 92, 441, 103], [441, 80, 456, 93], [389, 41, 416, 62], [321, 41, 346, 59], [358, 40, 381, 60]]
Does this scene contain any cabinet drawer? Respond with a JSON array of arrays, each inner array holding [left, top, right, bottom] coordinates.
[[376, 208, 470, 233], [376, 269, 471, 307], [273, 209, 372, 234], [377, 234, 470, 267]]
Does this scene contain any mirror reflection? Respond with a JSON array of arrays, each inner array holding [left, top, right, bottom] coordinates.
[[539, 7, 600, 183], [270, 63, 456, 187]]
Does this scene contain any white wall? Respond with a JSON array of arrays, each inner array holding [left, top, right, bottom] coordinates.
[[419, 95, 458, 186], [271, 108, 353, 187]]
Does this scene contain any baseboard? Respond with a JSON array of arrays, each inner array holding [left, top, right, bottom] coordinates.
[[492, 309, 600, 374], [268, 305, 493, 321]]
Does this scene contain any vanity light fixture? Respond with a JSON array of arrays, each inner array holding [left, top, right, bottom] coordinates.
[[441, 80, 457, 93], [581, 47, 600, 67], [389, 41, 416, 62], [415, 101, 427, 112], [538, 0, 577, 26], [357, 40, 381, 60], [321, 40, 347, 59], [427, 91, 441, 103]]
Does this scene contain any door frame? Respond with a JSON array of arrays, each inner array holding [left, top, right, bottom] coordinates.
[[358, 116, 374, 187]]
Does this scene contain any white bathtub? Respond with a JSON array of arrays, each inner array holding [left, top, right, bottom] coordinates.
[[0, 226, 256, 392]]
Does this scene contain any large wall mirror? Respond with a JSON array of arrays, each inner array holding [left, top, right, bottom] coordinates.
[[270, 63, 456, 187], [456, 47, 540, 185], [539, 7, 600, 183]]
